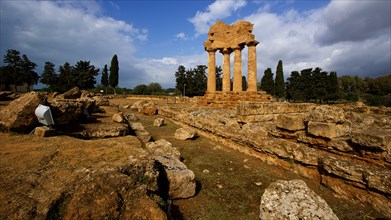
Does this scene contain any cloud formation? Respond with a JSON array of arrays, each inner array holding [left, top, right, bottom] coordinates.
[[243, 0, 391, 78], [0, 0, 148, 87], [188, 0, 246, 35]]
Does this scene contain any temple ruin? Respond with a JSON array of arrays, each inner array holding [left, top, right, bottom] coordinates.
[[200, 20, 273, 107]]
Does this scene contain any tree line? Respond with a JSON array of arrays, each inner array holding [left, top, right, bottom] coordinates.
[[0, 49, 39, 92], [0, 49, 119, 93]]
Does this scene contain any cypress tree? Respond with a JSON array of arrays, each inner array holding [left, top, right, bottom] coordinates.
[[101, 64, 109, 87], [260, 68, 275, 95], [275, 60, 285, 99], [109, 54, 119, 94]]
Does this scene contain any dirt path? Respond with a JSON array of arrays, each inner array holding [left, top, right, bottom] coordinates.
[[127, 109, 382, 220]]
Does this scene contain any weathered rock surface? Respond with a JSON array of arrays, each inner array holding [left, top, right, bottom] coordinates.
[[131, 100, 158, 115], [131, 122, 152, 144], [56, 87, 82, 99], [146, 139, 181, 159], [260, 179, 338, 220], [50, 99, 96, 125], [124, 113, 138, 121], [146, 139, 196, 199], [154, 118, 165, 127], [0, 92, 48, 132], [0, 134, 167, 219], [276, 114, 306, 131], [175, 128, 196, 140], [155, 155, 196, 199], [92, 96, 109, 106], [112, 112, 125, 123], [307, 121, 351, 139]]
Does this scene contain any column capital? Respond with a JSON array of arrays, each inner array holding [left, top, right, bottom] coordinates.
[[220, 48, 233, 54], [247, 40, 259, 47], [206, 48, 217, 53]]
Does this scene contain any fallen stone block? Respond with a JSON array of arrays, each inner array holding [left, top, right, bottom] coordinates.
[[175, 128, 195, 140], [130, 123, 152, 144], [112, 112, 125, 123], [0, 91, 48, 132], [146, 139, 181, 159], [154, 155, 196, 199], [153, 118, 165, 127]]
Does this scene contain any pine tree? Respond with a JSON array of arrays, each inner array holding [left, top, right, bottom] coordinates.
[[40, 62, 57, 91], [109, 54, 119, 94], [260, 68, 275, 95], [275, 60, 285, 99]]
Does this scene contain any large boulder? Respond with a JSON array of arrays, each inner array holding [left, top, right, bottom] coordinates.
[[0, 92, 48, 132], [50, 99, 96, 125], [131, 100, 158, 116], [175, 128, 196, 140], [260, 179, 338, 220], [141, 103, 158, 116]]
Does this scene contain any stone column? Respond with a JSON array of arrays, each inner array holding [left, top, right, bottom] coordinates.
[[207, 49, 217, 93], [233, 47, 243, 92], [222, 49, 231, 93], [247, 41, 259, 93]]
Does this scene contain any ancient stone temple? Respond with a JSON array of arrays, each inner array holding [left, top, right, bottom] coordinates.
[[199, 20, 273, 108]]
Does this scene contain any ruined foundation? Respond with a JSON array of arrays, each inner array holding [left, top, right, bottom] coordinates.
[[159, 102, 391, 217]]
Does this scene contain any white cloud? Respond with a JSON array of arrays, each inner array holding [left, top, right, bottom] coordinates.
[[188, 0, 247, 35], [176, 32, 187, 40]]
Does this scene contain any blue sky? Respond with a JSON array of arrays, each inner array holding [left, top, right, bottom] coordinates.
[[1, 0, 390, 89]]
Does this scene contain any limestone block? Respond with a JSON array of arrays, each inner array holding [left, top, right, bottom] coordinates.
[[276, 114, 306, 131], [175, 128, 196, 140], [307, 121, 350, 139], [321, 156, 391, 195], [154, 155, 196, 199], [307, 105, 346, 123], [56, 87, 81, 99], [351, 129, 391, 153], [141, 104, 157, 116], [92, 96, 109, 106], [124, 113, 138, 122], [153, 118, 165, 127], [112, 112, 125, 123], [130, 123, 152, 144], [260, 179, 338, 220], [320, 156, 365, 184], [146, 139, 181, 159], [0, 91, 48, 132]]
